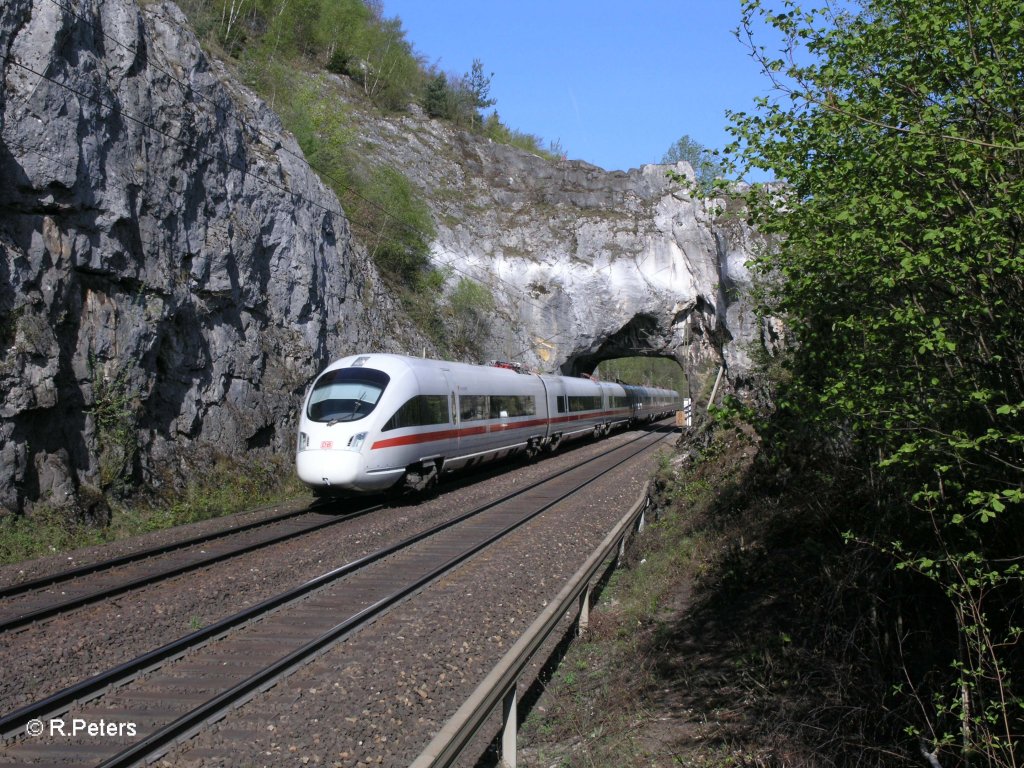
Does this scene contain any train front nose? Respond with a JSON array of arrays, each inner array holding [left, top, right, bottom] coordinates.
[[296, 448, 363, 489]]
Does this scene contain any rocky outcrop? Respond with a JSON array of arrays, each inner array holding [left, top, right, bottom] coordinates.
[[345, 100, 774, 394], [0, 0, 418, 515], [0, 0, 769, 517]]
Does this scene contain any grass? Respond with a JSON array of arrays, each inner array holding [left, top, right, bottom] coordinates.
[[518, 424, 764, 767], [0, 453, 309, 567], [0, 507, 111, 567], [518, 413, 947, 767]]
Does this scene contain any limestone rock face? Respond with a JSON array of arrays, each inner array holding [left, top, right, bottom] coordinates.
[[349, 104, 773, 390], [0, 0, 770, 516], [0, 0, 413, 514]]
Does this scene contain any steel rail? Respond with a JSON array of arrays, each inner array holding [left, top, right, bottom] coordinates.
[[412, 485, 652, 767], [93, 429, 672, 768], [0, 425, 669, 742], [0, 504, 384, 632], [0, 503, 321, 600]]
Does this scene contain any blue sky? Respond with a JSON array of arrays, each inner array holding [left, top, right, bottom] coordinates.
[[381, 1, 771, 175]]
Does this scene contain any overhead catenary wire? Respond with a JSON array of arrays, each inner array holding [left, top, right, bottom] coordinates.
[[0, 132, 320, 281], [0, 62, 585, 366], [23, 0, 580, 325], [0, 44, 576, 342], [0, 4, 675, 363], [0, 52, 346, 219]]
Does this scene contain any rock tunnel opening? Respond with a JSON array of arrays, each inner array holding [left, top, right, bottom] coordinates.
[[592, 355, 689, 398], [559, 313, 690, 397]]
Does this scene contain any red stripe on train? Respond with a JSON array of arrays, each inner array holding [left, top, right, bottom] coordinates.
[[370, 409, 631, 450]]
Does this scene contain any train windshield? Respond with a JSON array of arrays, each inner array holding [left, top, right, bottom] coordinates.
[[307, 367, 390, 424]]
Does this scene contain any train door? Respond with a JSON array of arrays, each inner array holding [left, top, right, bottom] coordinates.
[[539, 374, 566, 450], [440, 367, 459, 451]]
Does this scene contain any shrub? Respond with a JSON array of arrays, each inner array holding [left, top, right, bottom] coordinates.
[[727, 1, 1024, 762]]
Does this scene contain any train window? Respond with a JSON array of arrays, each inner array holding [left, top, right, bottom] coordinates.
[[489, 395, 536, 418], [556, 396, 567, 414], [461, 395, 537, 420], [307, 368, 389, 423], [568, 395, 602, 412], [460, 395, 489, 422], [382, 395, 450, 432]]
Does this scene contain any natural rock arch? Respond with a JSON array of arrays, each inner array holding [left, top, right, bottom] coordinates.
[[364, 118, 770, 401], [341, 70, 779, 406]]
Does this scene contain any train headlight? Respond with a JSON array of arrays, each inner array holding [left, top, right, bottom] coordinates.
[[348, 431, 368, 451], [298, 431, 309, 451]]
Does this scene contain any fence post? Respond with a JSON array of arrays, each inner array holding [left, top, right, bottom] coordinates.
[[500, 685, 518, 768], [707, 366, 724, 411], [577, 583, 591, 636], [409, 484, 652, 768]]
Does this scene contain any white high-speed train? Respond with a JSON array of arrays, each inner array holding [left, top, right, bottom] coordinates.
[[296, 354, 679, 494]]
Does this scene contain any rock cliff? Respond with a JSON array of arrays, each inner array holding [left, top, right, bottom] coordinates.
[[344, 97, 774, 389], [0, 0, 769, 516], [0, 0, 416, 515]]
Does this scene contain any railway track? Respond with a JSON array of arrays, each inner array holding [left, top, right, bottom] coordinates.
[[0, 502, 384, 632], [0, 424, 673, 766]]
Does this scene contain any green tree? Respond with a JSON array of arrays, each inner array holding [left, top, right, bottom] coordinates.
[[422, 72, 453, 119], [661, 134, 722, 192], [358, 165, 435, 284], [355, 14, 421, 110], [321, 0, 378, 75], [256, 0, 323, 60], [728, 1, 1024, 762], [464, 58, 496, 128], [423, 60, 497, 130], [447, 278, 496, 358]]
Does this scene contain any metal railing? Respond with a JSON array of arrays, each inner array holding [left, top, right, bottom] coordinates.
[[411, 483, 653, 768]]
